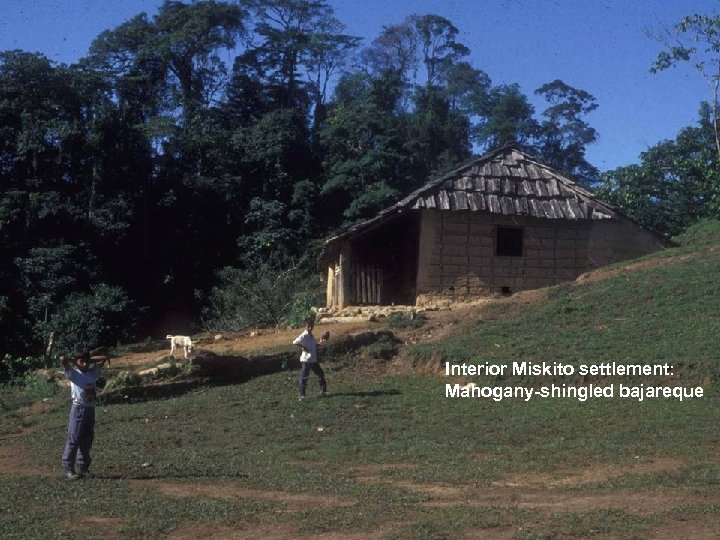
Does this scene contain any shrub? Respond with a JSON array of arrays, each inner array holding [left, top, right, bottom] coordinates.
[[104, 371, 142, 391], [42, 283, 135, 355], [0, 354, 49, 384], [286, 290, 323, 328], [360, 334, 398, 360], [387, 311, 427, 329], [0, 371, 59, 411], [202, 256, 321, 331]]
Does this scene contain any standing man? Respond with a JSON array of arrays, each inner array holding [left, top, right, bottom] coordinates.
[[61, 350, 104, 479], [293, 318, 328, 401]]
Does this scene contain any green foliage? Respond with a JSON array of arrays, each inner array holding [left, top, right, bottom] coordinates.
[[320, 70, 409, 225], [89, 0, 245, 123], [44, 284, 134, 355], [14, 244, 95, 325], [533, 79, 599, 184], [387, 311, 427, 329], [0, 372, 59, 412], [286, 290, 324, 329], [596, 111, 720, 235], [651, 13, 720, 160], [473, 83, 538, 149], [203, 257, 321, 331], [0, 354, 49, 384], [104, 370, 142, 391], [359, 333, 398, 360]]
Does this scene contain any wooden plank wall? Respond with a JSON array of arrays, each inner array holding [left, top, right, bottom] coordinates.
[[350, 264, 382, 305]]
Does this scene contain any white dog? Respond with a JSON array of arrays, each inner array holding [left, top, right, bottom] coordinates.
[[166, 335, 194, 358]]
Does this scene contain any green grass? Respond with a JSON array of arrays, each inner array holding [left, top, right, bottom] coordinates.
[[4, 220, 720, 539]]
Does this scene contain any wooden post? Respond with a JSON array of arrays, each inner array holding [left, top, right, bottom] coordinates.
[[338, 253, 345, 308], [338, 247, 351, 308], [360, 266, 367, 304], [375, 267, 382, 304], [326, 266, 334, 308]]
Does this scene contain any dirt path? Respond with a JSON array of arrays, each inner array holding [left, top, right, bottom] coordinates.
[[108, 306, 484, 371], [132, 479, 356, 510]]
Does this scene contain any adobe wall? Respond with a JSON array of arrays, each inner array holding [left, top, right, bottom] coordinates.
[[586, 220, 665, 267], [415, 210, 663, 305]]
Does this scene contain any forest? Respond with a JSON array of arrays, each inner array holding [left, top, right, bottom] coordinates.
[[1, 0, 718, 363]]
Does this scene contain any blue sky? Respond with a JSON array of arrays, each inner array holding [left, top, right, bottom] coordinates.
[[0, 0, 717, 172]]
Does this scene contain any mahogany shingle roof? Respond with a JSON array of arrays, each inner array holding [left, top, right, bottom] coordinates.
[[403, 145, 615, 220], [322, 144, 620, 252]]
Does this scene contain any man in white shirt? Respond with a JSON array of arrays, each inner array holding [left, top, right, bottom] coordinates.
[[293, 319, 328, 401], [61, 350, 104, 479]]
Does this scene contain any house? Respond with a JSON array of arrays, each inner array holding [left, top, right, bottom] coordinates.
[[319, 144, 664, 308]]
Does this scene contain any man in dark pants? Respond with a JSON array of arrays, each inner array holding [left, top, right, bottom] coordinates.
[[293, 319, 328, 401], [61, 350, 104, 479]]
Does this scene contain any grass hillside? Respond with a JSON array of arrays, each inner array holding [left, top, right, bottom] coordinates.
[[3, 221, 720, 539]]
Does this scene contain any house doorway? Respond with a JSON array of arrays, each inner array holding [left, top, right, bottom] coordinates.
[[347, 212, 419, 305]]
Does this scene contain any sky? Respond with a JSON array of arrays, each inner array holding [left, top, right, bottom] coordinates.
[[0, 0, 718, 172]]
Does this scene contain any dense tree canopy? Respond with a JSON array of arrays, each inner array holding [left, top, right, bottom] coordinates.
[[0, 0, 716, 359]]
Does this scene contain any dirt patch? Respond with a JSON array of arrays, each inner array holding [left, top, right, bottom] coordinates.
[[353, 468, 720, 517], [420, 486, 717, 516], [348, 462, 417, 483], [0, 441, 53, 477], [65, 515, 124, 540], [649, 516, 720, 540], [350, 457, 717, 517], [111, 322, 370, 369], [493, 456, 686, 488], [577, 253, 695, 284], [108, 304, 496, 383], [166, 522, 400, 540], [165, 524, 287, 540], [109, 299, 511, 373], [460, 528, 523, 540], [132, 479, 355, 510], [19, 398, 62, 417], [393, 481, 467, 498]]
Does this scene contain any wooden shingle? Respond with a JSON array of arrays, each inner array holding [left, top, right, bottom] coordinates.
[[453, 191, 468, 210]]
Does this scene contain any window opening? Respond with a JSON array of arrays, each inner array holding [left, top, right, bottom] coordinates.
[[496, 226, 523, 257]]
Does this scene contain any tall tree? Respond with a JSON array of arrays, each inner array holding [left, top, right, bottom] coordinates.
[[303, 13, 360, 138], [474, 83, 538, 150], [361, 17, 419, 86], [240, 0, 358, 138], [89, 0, 245, 129], [596, 105, 720, 235], [320, 71, 409, 226], [0, 51, 79, 191], [534, 79, 599, 184], [244, 0, 324, 109], [651, 13, 720, 160], [414, 14, 470, 88]]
